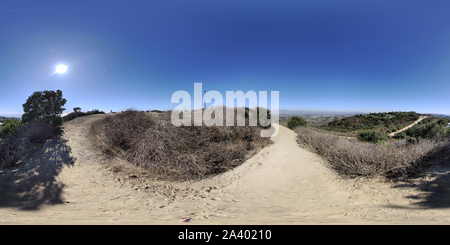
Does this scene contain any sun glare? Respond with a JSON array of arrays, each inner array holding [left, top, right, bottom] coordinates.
[[56, 64, 67, 74]]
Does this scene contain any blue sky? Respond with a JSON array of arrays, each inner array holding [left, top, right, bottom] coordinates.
[[1, 0, 450, 117]]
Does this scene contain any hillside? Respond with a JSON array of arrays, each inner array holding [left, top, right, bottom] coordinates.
[[317, 111, 423, 135], [0, 116, 20, 121], [279, 109, 368, 116], [424, 113, 450, 119], [4, 114, 450, 224], [280, 114, 352, 127]]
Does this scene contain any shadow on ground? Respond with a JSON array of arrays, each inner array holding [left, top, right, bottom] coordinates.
[[0, 129, 75, 210], [390, 140, 450, 209]]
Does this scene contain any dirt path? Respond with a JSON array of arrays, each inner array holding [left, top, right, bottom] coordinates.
[[388, 116, 428, 137], [1, 115, 450, 224]]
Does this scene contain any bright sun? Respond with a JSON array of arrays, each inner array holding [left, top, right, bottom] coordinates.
[[55, 64, 67, 74]]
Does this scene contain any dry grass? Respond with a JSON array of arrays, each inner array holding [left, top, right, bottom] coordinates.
[[63, 110, 105, 122], [307, 126, 357, 138], [0, 121, 58, 167], [294, 126, 450, 179], [91, 108, 272, 181]]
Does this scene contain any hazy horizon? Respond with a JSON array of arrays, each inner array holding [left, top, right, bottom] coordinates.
[[2, 1, 450, 117], [2, 108, 449, 119]]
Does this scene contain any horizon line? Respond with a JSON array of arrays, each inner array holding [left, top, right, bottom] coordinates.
[[2, 109, 450, 118]]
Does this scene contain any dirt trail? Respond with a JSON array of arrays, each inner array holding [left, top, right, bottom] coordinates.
[[388, 116, 428, 137], [1, 114, 450, 224]]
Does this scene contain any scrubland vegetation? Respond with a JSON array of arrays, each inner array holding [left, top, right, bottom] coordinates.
[[356, 130, 389, 144], [295, 126, 450, 178], [63, 109, 105, 122], [280, 114, 347, 127], [394, 118, 450, 143], [0, 90, 66, 167], [287, 116, 307, 129], [3, 91, 449, 183], [91, 108, 272, 180], [320, 111, 421, 135], [0, 119, 22, 138], [290, 111, 450, 179], [1, 88, 272, 182], [0, 120, 57, 166]]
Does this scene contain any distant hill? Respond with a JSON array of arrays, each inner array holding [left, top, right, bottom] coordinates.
[[279, 109, 368, 116], [317, 111, 424, 135], [423, 113, 450, 118], [0, 115, 20, 120]]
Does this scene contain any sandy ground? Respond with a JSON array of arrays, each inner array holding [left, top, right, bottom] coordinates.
[[1, 114, 450, 224]]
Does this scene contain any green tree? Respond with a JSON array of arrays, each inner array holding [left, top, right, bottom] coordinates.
[[22, 90, 67, 125], [73, 107, 82, 113], [287, 116, 307, 129]]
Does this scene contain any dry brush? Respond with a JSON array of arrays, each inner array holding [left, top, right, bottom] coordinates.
[[294, 126, 450, 179], [91, 108, 272, 180]]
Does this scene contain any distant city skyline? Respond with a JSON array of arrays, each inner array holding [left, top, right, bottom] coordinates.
[[2, 1, 450, 118]]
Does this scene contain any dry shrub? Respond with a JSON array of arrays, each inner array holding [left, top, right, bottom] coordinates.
[[307, 126, 356, 138], [0, 121, 57, 166], [63, 110, 105, 122], [91, 108, 272, 180], [294, 126, 450, 179]]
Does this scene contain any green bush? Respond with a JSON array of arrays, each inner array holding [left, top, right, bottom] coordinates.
[[403, 123, 450, 141], [357, 130, 389, 144], [0, 120, 56, 166], [437, 118, 449, 125], [394, 131, 407, 139], [328, 120, 337, 127], [0, 119, 22, 138], [287, 116, 307, 129]]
